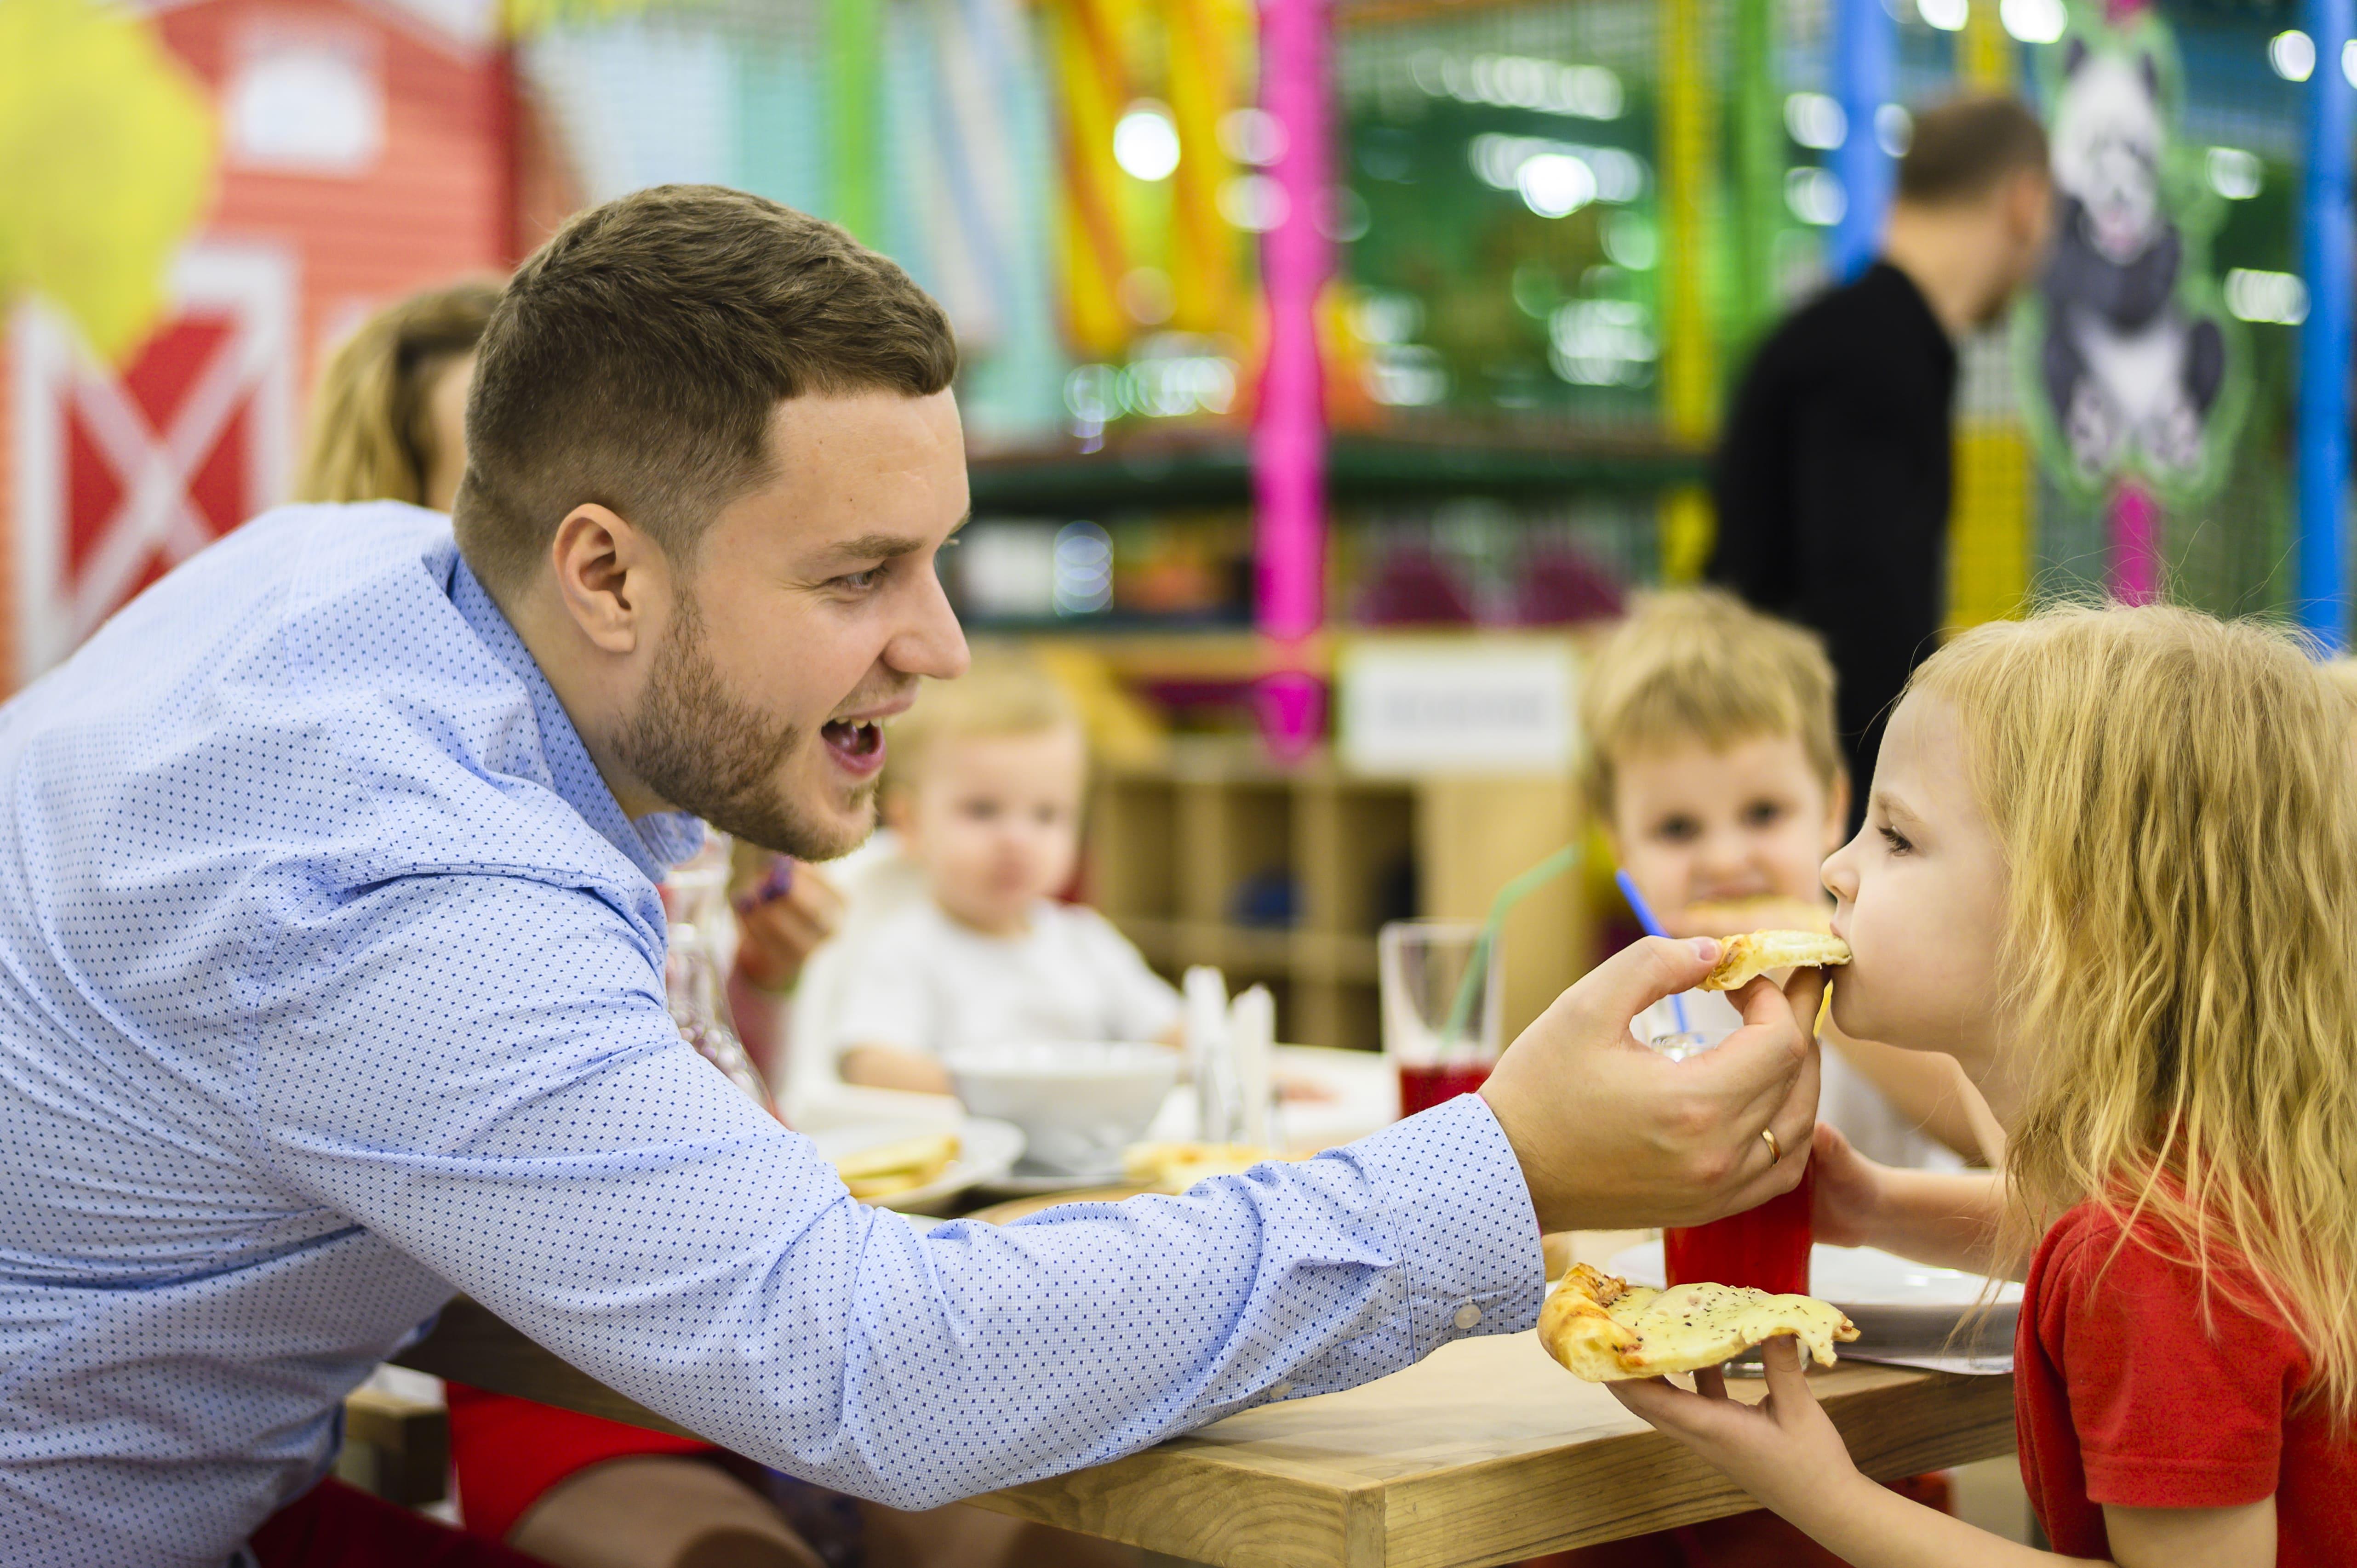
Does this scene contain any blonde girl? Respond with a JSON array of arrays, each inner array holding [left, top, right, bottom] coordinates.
[[1615, 603, 2357, 1567], [294, 279, 501, 509]]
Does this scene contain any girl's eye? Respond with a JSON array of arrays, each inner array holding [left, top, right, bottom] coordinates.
[[1653, 816, 1700, 844], [1742, 800, 1785, 827], [1877, 823, 1913, 856]]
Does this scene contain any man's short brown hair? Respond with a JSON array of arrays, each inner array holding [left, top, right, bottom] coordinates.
[[1578, 588, 1843, 819], [455, 185, 959, 593], [1896, 93, 2050, 206]]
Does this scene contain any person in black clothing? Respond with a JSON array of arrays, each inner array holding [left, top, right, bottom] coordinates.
[[1711, 96, 2053, 822]]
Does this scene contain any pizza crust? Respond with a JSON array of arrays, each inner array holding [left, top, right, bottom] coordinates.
[[1699, 930, 1852, 991], [1537, 1263, 1859, 1382]]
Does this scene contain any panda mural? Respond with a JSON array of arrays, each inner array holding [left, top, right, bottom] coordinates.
[[2018, 7, 2246, 501]]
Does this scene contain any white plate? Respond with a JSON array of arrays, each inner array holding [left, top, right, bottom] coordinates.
[[1607, 1240, 2020, 1369], [806, 1118, 1026, 1212], [1607, 1240, 2021, 1305]]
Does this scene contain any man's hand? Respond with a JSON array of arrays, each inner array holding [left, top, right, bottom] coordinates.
[[1478, 936, 1820, 1233]]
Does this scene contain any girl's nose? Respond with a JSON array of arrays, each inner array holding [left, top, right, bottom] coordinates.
[[1821, 836, 1860, 902]]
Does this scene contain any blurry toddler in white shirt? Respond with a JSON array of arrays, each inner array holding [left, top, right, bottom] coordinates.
[[831, 659, 1180, 1094]]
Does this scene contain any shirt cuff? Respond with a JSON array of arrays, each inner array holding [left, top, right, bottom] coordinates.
[[1346, 1093, 1547, 1357]]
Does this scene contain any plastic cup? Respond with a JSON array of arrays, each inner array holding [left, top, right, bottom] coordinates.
[[1638, 985, 1814, 1367], [1379, 920, 1503, 1118]]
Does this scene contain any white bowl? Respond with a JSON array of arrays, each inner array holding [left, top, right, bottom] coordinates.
[[944, 1042, 1180, 1179]]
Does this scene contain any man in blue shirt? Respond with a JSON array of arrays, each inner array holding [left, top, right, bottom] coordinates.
[[0, 186, 1822, 1565]]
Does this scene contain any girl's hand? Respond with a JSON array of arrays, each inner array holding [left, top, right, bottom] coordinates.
[[1608, 1336, 1871, 1526], [1809, 1121, 1893, 1249]]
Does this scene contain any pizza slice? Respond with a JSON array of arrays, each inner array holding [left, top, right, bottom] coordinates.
[[1537, 1263, 1858, 1382], [835, 1132, 961, 1200], [1699, 930, 1852, 991], [1122, 1141, 1270, 1192]]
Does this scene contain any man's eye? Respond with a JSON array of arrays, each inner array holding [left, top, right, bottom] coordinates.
[[837, 566, 885, 592]]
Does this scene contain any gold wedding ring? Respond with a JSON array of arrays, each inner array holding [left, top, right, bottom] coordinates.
[[1761, 1127, 1783, 1163]]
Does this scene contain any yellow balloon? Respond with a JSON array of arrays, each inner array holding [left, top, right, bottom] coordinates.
[[0, 0, 215, 363]]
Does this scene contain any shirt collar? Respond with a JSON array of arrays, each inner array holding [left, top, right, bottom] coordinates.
[[446, 550, 705, 882]]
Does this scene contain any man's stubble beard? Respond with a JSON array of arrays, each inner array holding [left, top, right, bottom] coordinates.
[[612, 591, 875, 861]]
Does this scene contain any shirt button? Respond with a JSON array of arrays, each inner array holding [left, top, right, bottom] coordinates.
[[1454, 1304, 1483, 1331], [1269, 1381, 1293, 1399]]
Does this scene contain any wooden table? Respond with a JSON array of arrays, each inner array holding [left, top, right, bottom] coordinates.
[[393, 1296, 2014, 1568]]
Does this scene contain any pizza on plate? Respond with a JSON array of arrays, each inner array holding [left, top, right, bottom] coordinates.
[[1699, 931, 1852, 992], [834, 1132, 961, 1201], [1122, 1141, 1270, 1192], [1537, 1263, 1858, 1382]]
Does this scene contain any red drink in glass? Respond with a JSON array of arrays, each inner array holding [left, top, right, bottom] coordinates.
[[1664, 1163, 1815, 1296], [1396, 1062, 1492, 1118]]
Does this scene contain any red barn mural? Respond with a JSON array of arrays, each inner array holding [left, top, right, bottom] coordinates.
[[3, 0, 521, 684]]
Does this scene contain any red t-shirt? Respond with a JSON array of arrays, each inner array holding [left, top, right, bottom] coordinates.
[[2015, 1201, 2357, 1562]]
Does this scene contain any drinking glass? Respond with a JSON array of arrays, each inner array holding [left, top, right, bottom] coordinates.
[[663, 833, 774, 1109], [1379, 920, 1503, 1118]]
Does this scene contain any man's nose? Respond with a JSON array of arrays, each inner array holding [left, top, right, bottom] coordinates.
[[890, 564, 970, 681]]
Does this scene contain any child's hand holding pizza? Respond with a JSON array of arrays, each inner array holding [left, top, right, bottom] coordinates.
[[1608, 1336, 1867, 1530]]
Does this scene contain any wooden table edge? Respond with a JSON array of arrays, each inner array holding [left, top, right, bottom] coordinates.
[[393, 1300, 2018, 1568]]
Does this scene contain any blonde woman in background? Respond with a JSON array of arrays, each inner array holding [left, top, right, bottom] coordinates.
[[296, 280, 502, 512]]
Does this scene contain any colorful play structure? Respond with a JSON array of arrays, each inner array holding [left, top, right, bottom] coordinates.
[[4, 0, 2354, 706]]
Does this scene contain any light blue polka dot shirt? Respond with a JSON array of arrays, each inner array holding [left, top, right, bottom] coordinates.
[[0, 505, 1545, 1566]]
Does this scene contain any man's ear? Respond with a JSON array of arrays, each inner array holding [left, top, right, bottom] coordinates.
[[548, 503, 664, 656]]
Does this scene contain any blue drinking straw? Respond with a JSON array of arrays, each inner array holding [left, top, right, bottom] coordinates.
[[1613, 869, 1690, 1034]]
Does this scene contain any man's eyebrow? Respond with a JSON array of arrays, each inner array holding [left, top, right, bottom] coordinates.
[[821, 514, 970, 565], [821, 533, 930, 564]]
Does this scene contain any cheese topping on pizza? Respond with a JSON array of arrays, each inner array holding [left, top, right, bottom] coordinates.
[[1699, 930, 1853, 992], [1537, 1263, 1859, 1382]]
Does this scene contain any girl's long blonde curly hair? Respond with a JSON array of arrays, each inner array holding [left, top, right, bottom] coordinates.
[[1911, 602, 2357, 1428]]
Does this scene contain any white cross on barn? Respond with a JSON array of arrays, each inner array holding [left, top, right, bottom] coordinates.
[[10, 243, 295, 679]]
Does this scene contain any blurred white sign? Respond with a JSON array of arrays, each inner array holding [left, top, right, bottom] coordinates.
[[1338, 640, 1578, 776], [226, 29, 383, 177]]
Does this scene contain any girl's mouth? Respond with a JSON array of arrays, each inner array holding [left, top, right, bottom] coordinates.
[[820, 719, 886, 777]]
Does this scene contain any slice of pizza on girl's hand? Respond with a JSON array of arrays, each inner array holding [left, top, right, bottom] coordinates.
[[1538, 1264, 1858, 1382]]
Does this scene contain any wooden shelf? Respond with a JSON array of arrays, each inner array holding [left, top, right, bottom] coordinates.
[[968, 428, 1706, 517], [1122, 918, 1382, 986], [1088, 736, 1588, 1052]]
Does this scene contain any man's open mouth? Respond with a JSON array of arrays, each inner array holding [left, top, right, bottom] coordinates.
[[821, 719, 887, 775]]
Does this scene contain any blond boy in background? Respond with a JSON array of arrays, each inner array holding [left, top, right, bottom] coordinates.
[[1582, 588, 1990, 1167], [830, 659, 1181, 1094]]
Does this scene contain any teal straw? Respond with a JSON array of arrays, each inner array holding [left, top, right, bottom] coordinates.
[[1437, 842, 1583, 1054]]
